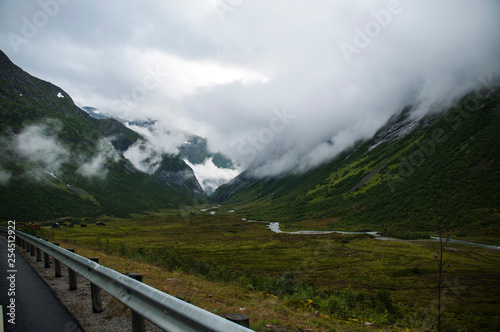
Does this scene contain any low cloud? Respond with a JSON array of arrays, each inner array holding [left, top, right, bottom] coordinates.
[[0, 167, 11, 185], [3, 120, 121, 181], [184, 157, 241, 195], [14, 120, 70, 175], [122, 122, 188, 174], [125, 122, 187, 156], [123, 139, 163, 174], [78, 138, 120, 178]]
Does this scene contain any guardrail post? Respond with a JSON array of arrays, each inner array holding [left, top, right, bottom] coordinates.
[[30, 243, 36, 256], [43, 238, 51, 268], [44, 250, 51, 268], [89, 257, 103, 313], [67, 249, 77, 291], [36, 246, 42, 262], [53, 243, 62, 278], [128, 273, 145, 332], [226, 313, 250, 328], [23, 239, 27, 251]]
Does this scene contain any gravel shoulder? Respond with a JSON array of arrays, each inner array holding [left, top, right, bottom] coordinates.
[[17, 245, 163, 332]]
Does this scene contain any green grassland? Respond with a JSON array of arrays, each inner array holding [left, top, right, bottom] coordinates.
[[33, 210, 500, 331]]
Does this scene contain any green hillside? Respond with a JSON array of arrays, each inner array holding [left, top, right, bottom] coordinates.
[[213, 88, 500, 240], [0, 50, 193, 221]]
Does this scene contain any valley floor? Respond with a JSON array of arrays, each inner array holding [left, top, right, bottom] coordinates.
[[26, 209, 500, 331]]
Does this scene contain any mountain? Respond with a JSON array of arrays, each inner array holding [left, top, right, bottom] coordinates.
[[213, 87, 500, 238], [89, 117, 142, 153], [88, 117, 205, 197], [82, 106, 237, 195], [119, 123, 238, 195], [0, 50, 199, 221], [178, 135, 236, 169], [153, 154, 205, 196], [178, 135, 239, 195]]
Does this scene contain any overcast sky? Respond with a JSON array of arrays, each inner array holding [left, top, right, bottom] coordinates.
[[1, 0, 499, 177]]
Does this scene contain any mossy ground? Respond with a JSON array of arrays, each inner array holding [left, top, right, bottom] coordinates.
[[32, 209, 500, 331]]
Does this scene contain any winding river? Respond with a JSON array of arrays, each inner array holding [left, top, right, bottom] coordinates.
[[243, 218, 500, 250]]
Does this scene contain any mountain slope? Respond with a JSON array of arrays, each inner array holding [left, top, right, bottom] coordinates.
[[178, 135, 239, 195], [213, 88, 500, 238], [90, 117, 142, 153], [89, 117, 205, 197], [0, 50, 196, 221], [153, 154, 205, 196], [83, 111, 236, 196]]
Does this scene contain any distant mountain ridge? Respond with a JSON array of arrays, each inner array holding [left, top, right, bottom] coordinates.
[[81, 105, 238, 195]]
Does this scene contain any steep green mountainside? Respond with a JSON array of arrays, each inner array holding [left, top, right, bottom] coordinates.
[[89, 117, 142, 153], [213, 88, 500, 238], [0, 50, 194, 221]]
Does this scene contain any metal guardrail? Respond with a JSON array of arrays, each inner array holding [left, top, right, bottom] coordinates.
[[0, 227, 254, 332]]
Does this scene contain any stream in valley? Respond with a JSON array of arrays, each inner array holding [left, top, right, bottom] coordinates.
[[242, 218, 500, 250]]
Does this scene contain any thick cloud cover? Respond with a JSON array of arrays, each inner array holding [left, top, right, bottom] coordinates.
[[1, 0, 499, 177]]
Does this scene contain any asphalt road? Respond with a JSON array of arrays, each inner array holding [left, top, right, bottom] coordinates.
[[0, 237, 84, 332]]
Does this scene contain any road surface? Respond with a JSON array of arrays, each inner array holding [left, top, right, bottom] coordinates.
[[0, 237, 84, 332]]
